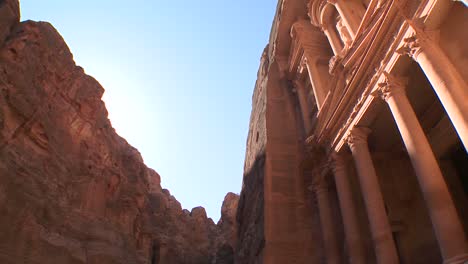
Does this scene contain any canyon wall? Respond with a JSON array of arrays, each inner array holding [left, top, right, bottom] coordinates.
[[236, 0, 323, 263], [0, 1, 237, 263]]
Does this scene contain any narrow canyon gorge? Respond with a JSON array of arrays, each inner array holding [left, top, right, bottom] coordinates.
[[2, 0, 468, 263]]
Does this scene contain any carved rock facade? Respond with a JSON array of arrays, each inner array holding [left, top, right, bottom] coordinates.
[[238, 0, 468, 263]]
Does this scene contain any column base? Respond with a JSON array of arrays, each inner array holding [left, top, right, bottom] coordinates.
[[443, 253, 468, 264]]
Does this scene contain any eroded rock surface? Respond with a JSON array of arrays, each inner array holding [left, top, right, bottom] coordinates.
[[0, 2, 236, 263], [212, 193, 239, 264]]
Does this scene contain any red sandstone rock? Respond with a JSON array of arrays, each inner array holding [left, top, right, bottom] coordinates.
[[217, 192, 239, 249], [0, 0, 19, 45], [0, 2, 230, 263], [213, 192, 239, 264]]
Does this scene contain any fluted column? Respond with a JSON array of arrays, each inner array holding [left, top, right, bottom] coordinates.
[[330, 153, 366, 264], [398, 25, 468, 151], [311, 170, 342, 264], [375, 73, 468, 264], [347, 127, 399, 264], [328, 0, 365, 38]]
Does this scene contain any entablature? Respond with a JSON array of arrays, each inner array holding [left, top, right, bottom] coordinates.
[[310, 0, 458, 154]]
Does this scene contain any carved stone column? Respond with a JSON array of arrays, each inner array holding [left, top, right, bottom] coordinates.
[[347, 127, 399, 264], [398, 25, 468, 151], [322, 23, 344, 55], [375, 73, 468, 264], [310, 170, 342, 264], [328, 0, 365, 38], [294, 81, 312, 133], [330, 152, 366, 264]]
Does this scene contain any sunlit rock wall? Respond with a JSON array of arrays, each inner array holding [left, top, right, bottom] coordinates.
[[0, 2, 235, 263]]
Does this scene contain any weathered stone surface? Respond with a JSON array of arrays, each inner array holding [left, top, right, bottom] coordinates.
[[217, 192, 239, 249], [235, 46, 268, 264], [0, 7, 226, 264], [0, 0, 19, 46], [212, 192, 239, 264]]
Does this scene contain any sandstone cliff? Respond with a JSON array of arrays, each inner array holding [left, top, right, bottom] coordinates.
[[0, 1, 236, 263]]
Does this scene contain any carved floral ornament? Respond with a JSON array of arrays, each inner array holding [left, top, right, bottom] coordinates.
[[396, 18, 437, 60], [346, 127, 371, 148], [396, 34, 422, 59], [372, 72, 407, 101]]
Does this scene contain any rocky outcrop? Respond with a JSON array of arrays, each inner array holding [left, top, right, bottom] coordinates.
[[0, 2, 230, 263], [218, 192, 239, 249], [212, 192, 239, 264], [0, 0, 19, 45]]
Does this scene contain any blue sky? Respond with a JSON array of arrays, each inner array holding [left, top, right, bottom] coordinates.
[[21, 1, 277, 221]]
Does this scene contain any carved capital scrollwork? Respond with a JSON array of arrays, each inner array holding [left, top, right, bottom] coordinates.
[[372, 72, 408, 101], [396, 18, 438, 61], [346, 127, 371, 149], [396, 34, 422, 60]]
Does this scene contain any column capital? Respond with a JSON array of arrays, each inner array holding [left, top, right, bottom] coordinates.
[[347, 127, 371, 149], [396, 34, 422, 60], [373, 72, 408, 101], [396, 19, 439, 61]]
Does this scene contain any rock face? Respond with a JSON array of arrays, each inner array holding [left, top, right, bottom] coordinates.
[[236, 1, 321, 263], [235, 46, 268, 264], [213, 192, 239, 264], [0, 2, 236, 263]]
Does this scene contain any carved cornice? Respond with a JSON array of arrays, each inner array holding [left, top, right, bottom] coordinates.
[[372, 72, 407, 101], [288, 19, 330, 76]]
